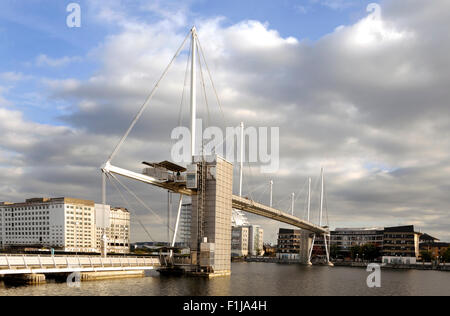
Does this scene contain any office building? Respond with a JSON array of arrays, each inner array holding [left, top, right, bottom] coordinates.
[[0, 198, 97, 252], [277, 228, 303, 261], [231, 226, 249, 257], [419, 234, 449, 259], [382, 225, 421, 259], [0, 197, 130, 254], [95, 205, 130, 254], [331, 227, 384, 257], [248, 225, 264, 256]]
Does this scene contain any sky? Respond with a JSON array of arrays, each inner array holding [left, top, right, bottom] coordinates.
[[1, 0, 450, 243]]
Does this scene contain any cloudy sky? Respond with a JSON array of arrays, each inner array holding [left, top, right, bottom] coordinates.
[[1, 0, 449, 243]]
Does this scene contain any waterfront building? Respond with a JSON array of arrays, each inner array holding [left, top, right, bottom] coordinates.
[[382, 225, 421, 259], [95, 205, 130, 254], [248, 225, 264, 256], [420, 242, 450, 259], [231, 226, 249, 257], [0, 198, 97, 252], [419, 234, 449, 259], [331, 227, 384, 258], [419, 233, 440, 244], [0, 197, 130, 254], [277, 228, 302, 261]]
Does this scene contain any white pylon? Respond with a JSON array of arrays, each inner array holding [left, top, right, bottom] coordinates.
[[269, 180, 273, 208], [190, 26, 197, 160], [291, 192, 295, 216], [307, 177, 311, 222], [239, 122, 244, 197]]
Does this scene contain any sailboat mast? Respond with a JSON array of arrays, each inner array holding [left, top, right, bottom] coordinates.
[[319, 168, 324, 227], [190, 27, 197, 160], [307, 177, 311, 222], [269, 180, 273, 208], [239, 122, 244, 197]]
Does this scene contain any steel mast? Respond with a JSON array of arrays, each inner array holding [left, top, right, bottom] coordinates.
[[190, 27, 197, 160]]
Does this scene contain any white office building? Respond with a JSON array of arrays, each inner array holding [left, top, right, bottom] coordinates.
[[248, 225, 264, 256], [0, 197, 130, 254], [95, 205, 130, 254], [231, 226, 249, 257]]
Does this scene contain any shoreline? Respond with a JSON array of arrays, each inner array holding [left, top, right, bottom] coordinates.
[[242, 257, 450, 271]]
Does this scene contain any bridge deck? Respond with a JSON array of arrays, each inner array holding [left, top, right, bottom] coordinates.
[[104, 163, 327, 234], [0, 255, 160, 275], [232, 195, 328, 234]]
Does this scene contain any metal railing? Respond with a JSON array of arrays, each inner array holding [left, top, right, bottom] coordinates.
[[0, 254, 161, 275]]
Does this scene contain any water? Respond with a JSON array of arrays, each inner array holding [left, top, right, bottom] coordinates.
[[1, 263, 449, 296]]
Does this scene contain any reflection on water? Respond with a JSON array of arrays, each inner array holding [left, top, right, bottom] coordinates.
[[1, 263, 449, 296]]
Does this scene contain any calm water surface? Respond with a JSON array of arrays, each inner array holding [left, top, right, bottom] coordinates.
[[1, 263, 449, 296]]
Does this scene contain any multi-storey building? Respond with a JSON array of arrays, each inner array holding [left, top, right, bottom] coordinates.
[[0, 198, 96, 252], [382, 225, 421, 259], [0, 198, 130, 254], [231, 226, 249, 257], [419, 234, 449, 259], [277, 228, 302, 260], [331, 227, 384, 257], [95, 205, 130, 254], [248, 225, 264, 256]]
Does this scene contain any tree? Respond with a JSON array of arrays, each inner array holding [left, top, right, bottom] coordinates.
[[443, 248, 450, 263], [330, 244, 339, 259], [350, 245, 361, 260], [361, 244, 381, 261], [420, 251, 434, 262]]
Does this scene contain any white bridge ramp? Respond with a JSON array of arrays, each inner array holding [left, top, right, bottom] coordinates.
[[0, 255, 160, 275]]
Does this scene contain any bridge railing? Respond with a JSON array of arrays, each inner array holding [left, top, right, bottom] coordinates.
[[0, 254, 160, 273]]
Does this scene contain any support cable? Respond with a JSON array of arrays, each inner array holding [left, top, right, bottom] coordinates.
[[108, 172, 167, 228], [196, 40, 211, 129], [108, 30, 191, 163], [106, 173, 157, 242], [177, 42, 192, 128]]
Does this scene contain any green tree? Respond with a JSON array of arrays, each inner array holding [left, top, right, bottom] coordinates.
[[330, 244, 339, 259], [443, 248, 450, 263], [350, 245, 361, 260], [420, 251, 434, 262], [361, 244, 381, 261]]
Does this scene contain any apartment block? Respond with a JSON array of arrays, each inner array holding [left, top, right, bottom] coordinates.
[[248, 225, 264, 256], [277, 228, 303, 260], [231, 226, 249, 257], [0, 198, 96, 252], [0, 197, 130, 254], [331, 227, 384, 256], [95, 205, 130, 254], [382, 225, 421, 258]]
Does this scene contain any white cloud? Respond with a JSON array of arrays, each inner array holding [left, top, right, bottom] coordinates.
[[310, 0, 358, 10], [0, 72, 31, 82], [2, 0, 450, 242], [36, 54, 82, 67]]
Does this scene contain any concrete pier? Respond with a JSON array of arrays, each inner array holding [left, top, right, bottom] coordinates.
[[80, 270, 145, 281], [4, 273, 46, 285]]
